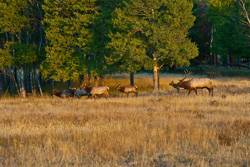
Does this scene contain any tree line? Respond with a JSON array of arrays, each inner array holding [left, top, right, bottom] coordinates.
[[0, 0, 249, 97]]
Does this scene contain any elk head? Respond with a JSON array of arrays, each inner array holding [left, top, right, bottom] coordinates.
[[116, 84, 121, 89]]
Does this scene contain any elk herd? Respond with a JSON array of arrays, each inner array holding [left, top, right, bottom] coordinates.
[[52, 83, 138, 99], [52, 70, 213, 99]]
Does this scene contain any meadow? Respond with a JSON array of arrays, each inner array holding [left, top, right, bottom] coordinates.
[[0, 73, 250, 166]]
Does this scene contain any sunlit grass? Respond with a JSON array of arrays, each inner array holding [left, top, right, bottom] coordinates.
[[0, 74, 250, 166]]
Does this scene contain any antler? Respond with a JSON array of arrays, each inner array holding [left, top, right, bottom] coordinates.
[[180, 70, 193, 81]]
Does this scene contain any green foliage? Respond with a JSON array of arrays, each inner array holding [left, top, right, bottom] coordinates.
[[0, 0, 30, 33], [41, 0, 96, 81], [190, 0, 210, 63], [0, 45, 13, 70], [89, 0, 124, 75], [11, 43, 40, 67], [208, 0, 250, 60], [107, 0, 198, 73]]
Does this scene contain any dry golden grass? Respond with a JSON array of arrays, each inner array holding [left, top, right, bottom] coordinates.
[[0, 74, 250, 166]]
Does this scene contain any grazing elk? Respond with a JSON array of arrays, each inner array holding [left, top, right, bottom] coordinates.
[[81, 84, 109, 98], [175, 70, 213, 96], [169, 81, 184, 93], [116, 84, 138, 97]]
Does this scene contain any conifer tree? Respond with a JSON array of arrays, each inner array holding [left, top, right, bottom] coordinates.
[[41, 0, 96, 82], [107, 0, 198, 92], [190, 0, 210, 64], [90, 0, 123, 85], [208, 0, 250, 66], [0, 0, 31, 97]]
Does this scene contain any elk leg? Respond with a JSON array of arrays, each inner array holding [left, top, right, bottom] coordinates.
[[105, 92, 109, 98], [177, 88, 180, 93], [87, 93, 91, 98], [195, 88, 198, 95], [188, 89, 192, 95], [205, 87, 210, 95], [208, 88, 211, 95], [135, 92, 138, 97]]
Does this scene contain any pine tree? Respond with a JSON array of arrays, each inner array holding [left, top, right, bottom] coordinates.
[[190, 0, 210, 64], [0, 0, 31, 97], [107, 0, 198, 92], [91, 0, 123, 85], [41, 0, 96, 82], [208, 0, 250, 67]]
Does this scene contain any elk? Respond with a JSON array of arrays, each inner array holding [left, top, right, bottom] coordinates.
[[52, 89, 71, 98], [176, 70, 213, 96], [67, 88, 77, 97], [116, 84, 138, 97], [74, 89, 88, 98], [80, 84, 92, 94], [81, 84, 109, 98], [169, 81, 184, 93]]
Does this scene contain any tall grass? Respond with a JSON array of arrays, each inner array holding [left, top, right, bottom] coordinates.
[[0, 74, 250, 166]]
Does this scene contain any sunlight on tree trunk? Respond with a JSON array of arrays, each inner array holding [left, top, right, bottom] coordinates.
[[153, 65, 160, 93]]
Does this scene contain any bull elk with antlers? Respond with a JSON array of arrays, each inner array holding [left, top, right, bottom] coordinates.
[[173, 70, 213, 96]]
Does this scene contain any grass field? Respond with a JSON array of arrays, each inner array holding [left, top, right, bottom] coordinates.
[[0, 74, 250, 166]]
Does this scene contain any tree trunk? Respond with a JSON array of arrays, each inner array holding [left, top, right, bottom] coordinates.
[[79, 74, 84, 84], [99, 75, 104, 86], [0, 72, 3, 95], [88, 71, 91, 85], [130, 72, 134, 86], [153, 65, 160, 93], [18, 32, 26, 98], [94, 76, 98, 86], [35, 69, 43, 97], [249, 58, 250, 69], [17, 67, 26, 97], [4, 69, 7, 91], [229, 52, 234, 67], [214, 53, 217, 66], [67, 80, 71, 89], [51, 79, 55, 91], [6, 32, 15, 95], [18, 67, 26, 97], [30, 70, 36, 96], [216, 54, 220, 66], [153, 51, 160, 92]]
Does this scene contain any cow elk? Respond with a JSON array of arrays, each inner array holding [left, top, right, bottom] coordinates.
[[116, 84, 138, 97], [176, 70, 213, 96], [81, 84, 109, 98]]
